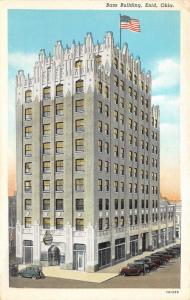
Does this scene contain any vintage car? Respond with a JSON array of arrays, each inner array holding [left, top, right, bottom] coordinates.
[[133, 260, 150, 273], [119, 263, 145, 276], [135, 258, 159, 271], [18, 265, 45, 279]]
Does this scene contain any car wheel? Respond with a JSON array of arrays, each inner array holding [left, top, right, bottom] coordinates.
[[123, 272, 127, 277], [32, 275, 37, 280]]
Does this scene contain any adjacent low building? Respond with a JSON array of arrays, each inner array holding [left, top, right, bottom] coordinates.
[[16, 31, 175, 272]]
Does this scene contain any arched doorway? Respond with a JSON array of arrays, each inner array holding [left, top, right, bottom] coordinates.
[[48, 245, 60, 266]]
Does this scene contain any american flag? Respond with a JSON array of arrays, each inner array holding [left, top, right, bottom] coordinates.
[[120, 15, 141, 32]]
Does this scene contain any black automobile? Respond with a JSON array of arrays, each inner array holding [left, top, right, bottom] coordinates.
[[165, 249, 179, 258], [144, 256, 162, 267], [134, 260, 154, 272], [150, 254, 168, 265], [9, 264, 18, 277], [140, 258, 159, 270]]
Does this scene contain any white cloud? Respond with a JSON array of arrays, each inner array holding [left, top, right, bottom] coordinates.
[[152, 58, 179, 91], [9, 52, 37, 75]]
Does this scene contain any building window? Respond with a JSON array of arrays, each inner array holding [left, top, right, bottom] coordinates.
[[75, 179, 84, 192], [105, 161, 109, 173], [75, 99, 84, 112], [134, 168, 137, 178], [134, 184, 137, 193], [145, 99, 148, 108], [56, 141, 63, 154], [134, 215, 138, 225], [121, 199, 124, 210], [25, 144, 32, 156], [56, 218, 63, 229], [105, 142, 109, 154], [25, 108, 32, 121], [43, 124, 50, 136], [120, 80, 124, 91], [25, 181, 31, 192], [99, 218, 103, 230], [114, 181, 119, 192], [146, 85, 149, 93], [105, 199, 109, 211], [43, 87, 51, 99], [75, 159, 84, 171], [128, 70, 132, 81], [114, 93, 119, 104], [43, 142, 51, 155], [129, 151, 133, 161], [104, 104, 109, 117], [114, 217, 118, 228], [56, 160, 64, 172], [56, 199, 64, 211], [98, 101, 102, 113], [56, 179, 63, 191], [141, 81, 144, 90], [75, 119, 84, 132], [25, 217, 32, 228], [97, 120, 102, 133], [25, 199, 32, 210], [114, 163, 118, 174], [120, 63, 124, 74], [142, 199, 144, 209], [128, 86, 132, 96], [120, 114, 124, 125], [134, 90, 137, 100], [129, 167, 132, 177], [129, 118, 132, 129], [76, 219, 84, 231], [134, 74, 138, 84], [105, 86, 109, 98], [129, 102, 133, 113], [98, 81, 102, 94], [105, 180, 109, 191], [56, 122, 64, 134], [43, 199, 50, 210], [134, 121, 137, 131], [25, 126, 32, 138], [146, 199, 149, 208], [120, 131, 124, 142], [142, 215, 145, 224], [105, 218, 109, 229], [98, 179, 103, 191], [121, 216, 125, 227], [129, 199, 132, 209], [120, 97, 124, 108], [43, 180, 50, 192], [115, 199, 118, 210], [56, 103, 63, 116], [113, 75, 119, 87], [43, 105, 50, 117], [121, 148, 124, 158], [120, 165, 124, 175], [75, 60, 83, 68], [121, 182, 124, 192], [114, 110, 118, 122], [56, 84, 63, 97], [95, 55, 101, 65], [43, 218, 50, 229], [98, 140, 102, 152], [76, 199, 84, 211], [76, 80, 84, 93], [25, 162, 32, 174], [98, 159, 103, 172], [75, 139, 84, 152], [113, 57, 118, 69], [25, 90, 32, 102], [43, 161, 50, 173], [129, 183, 132, 193], [134, 152, 137, 163], [99, 199, 103, 210], [113, 128, 119, 139], [130, 215, 133, 225], [141, 184, 145, 194], [105, 123, 109, 135]]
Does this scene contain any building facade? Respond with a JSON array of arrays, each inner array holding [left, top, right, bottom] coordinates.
[[16, 32, 175, 272]]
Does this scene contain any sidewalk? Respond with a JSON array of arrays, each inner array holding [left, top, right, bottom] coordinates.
[[18, 243, 177, 283]]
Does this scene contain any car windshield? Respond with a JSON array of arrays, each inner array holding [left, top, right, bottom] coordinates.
[[127, 264, 138, 269]]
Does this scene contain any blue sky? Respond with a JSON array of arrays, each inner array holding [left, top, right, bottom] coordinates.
[[8, 9, 180, 199]]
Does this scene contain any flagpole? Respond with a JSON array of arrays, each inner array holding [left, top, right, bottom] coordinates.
[[119, 14, 121, 50]]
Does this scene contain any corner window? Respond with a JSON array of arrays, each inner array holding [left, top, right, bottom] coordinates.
[[56, 84, 63, 97], [76, 80, 84, 93], [25, 90, 32, 102], [43, 87, 51, 99]]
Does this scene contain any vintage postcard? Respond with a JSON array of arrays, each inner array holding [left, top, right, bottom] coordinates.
[[0, 0, 190, 299]]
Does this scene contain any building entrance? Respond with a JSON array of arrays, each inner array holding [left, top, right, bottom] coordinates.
[[48, 245, 60, 266], [142, 233, 147, 252], [115, 238, 125, 262], [73, 244, 86, 271], [130, 235, 138, 256], [23, 240, 33, 264], [98, 241, 111, 269]]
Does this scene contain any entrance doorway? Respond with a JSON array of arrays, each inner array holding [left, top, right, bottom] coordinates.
[[73, 244, 86, 271], [23, 240, 33, 264], [142, 233, 147, 252], [130, 235, 138, 256], [48, 245, 60, 266]]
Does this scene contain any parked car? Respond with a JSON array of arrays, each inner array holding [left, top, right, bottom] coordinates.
[[150, 254, 168, 265], [134, 260, 151, 273], [153, 253, 170, 262], [9, 264, 18, 277], [119, 263, 145, 276], [145, 256, 162, 267], [165, 250, 179, 258], [18, 265, 45, 279], [138, 258, 159, 271], [156, 251, 173, 260]]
